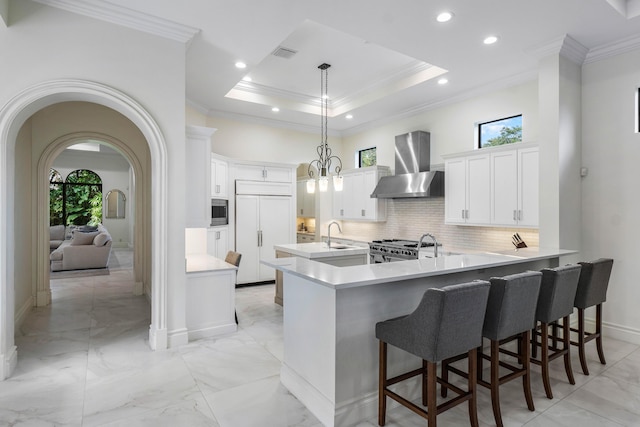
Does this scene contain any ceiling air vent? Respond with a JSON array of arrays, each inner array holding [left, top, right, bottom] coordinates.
[[271, 46, 298, 59]]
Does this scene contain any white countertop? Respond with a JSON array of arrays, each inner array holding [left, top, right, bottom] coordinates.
[[261, 247, 577, 289], [186, 254, 238, 273], [274, 242, 368, 259]]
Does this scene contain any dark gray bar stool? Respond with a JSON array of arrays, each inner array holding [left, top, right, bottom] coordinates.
[[570, 258, 614, 375], [443, 271, 542, 427], [530, 264, 582, 399], [376, 281, 490, 427]]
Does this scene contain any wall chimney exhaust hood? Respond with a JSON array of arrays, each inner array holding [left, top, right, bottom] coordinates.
[[370, 131, 444, 199]]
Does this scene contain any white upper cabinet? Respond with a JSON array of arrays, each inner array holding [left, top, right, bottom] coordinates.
[[445, 143, 538, 228], [332, 165, 389, 222], [490, 146, 539, 227], [211, 155, 228, 199], [444, 153, 491, 224], [234, 163, 293, 183], [185, 126, 216, 228]]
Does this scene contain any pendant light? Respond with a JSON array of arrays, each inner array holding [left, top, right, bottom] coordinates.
[[307, 63, 343, 193]]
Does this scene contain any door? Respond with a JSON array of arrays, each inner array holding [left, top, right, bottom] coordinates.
[[518, 148, 539, 227], [491, 150, 518, 225], [258, 196, 293, 281], [445, 158, 467, 224], [466, 154, 491, 224], [235, 195, 260, 284]]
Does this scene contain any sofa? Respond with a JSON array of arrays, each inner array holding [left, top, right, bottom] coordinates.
[[49, 224, 66, 251], [50, 224, 113, 271]]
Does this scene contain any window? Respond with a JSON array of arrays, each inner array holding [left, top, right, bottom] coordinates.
[[477, 114, 522, 148], [358, 147, 377, 167], [636, 88, 640, 133], [49, 168, 103, 226]]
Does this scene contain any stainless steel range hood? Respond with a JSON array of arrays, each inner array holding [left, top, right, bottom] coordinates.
[[371, 131, 444, 199]]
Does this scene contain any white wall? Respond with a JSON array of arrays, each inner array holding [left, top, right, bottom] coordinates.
[[582, 48, 640, 342], [0, 1, 188, 345], [341, 80, 539, 171]]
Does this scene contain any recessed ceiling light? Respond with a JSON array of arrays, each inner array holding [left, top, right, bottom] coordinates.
[[483, 36, 498, 45], [436, 12, 454, 22], [235, 61, 247, 69], [271, 107, 280, 112], [345, 114, 353, 119], [437, 78, 449, 85], [242, 76, 252, 82]]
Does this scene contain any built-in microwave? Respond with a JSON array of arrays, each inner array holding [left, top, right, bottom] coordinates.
[[211, 198, 228, 226]]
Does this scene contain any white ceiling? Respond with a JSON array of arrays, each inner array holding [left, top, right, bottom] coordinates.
[[32, 0, 640, 134]]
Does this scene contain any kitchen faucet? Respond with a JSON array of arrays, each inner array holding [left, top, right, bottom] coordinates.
[[327, 221, 342, 248], [418, 233, 438, 258]]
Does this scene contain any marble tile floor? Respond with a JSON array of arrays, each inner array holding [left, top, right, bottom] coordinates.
[[0, 248, 638, 426]]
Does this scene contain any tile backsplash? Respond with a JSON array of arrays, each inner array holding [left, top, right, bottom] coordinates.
[[331, 198, 539, 251]]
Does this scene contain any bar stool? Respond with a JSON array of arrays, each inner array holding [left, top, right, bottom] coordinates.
[[530, 264, 582, 399], [570, 258, 614, 375], [443, 271, 542, 427], [225, 251, 242, 324], [376, 281, 491, 427]]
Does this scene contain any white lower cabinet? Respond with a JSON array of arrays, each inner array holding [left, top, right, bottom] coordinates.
[[445, 143, 538, 228], [235, 194, 293, 284], [207, 226, 229, 258], [332, 165, 389, 221]]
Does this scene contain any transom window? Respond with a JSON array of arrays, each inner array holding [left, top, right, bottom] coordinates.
[[477, 114, 522, 148], [358, 147, 377, 167]]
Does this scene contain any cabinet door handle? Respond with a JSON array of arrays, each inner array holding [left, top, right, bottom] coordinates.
[[513, 210, 517, 221], [340, 209, 344, 216], [257, 230, 261, 247], [216, 184, 220, 193], [361, 209, 365, 217], [518, 210, 522, 221], [300, 208, 303, 215], [461, 209, 465, 219], [263, 169, 267, 179], [216, 231, 220, 240]]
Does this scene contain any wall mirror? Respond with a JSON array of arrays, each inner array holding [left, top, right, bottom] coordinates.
[[105, 189, 126, 219]]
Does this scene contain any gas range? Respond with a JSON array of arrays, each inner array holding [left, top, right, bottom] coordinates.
[[368, 239, 437, 262]]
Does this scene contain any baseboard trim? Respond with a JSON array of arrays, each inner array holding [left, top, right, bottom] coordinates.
[[0, 345, 17, 380], [167, 327, 189, 348], [187, 323, 236, 341], [14, 296, 34, 330], [280, 363, 335, 427], [571, 315, 640, 345], [280, 363, 420, 427], [148, 326, 167, 350]]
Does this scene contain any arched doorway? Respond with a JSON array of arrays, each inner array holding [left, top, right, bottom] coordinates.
[[39, 132, 146, 299], [0, 80, 169, 380]]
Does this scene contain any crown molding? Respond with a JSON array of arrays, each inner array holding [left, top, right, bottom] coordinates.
[[585, 33, 640, 64], [32, 0, 200, 44], [190, 102, 342, 138], [524, 34, 588, 65]]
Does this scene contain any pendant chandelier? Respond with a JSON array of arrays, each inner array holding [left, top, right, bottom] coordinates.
[[307, 63, 343, 193]]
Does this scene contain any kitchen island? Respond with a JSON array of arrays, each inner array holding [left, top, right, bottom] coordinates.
[[261, 247, 576, 427], [273, 242, 368, 305]]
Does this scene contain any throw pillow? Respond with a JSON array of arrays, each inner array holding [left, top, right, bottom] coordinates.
[[70, 230, 99, 246], [78, 225, 99, 232], [93, 233, 112, 246]]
